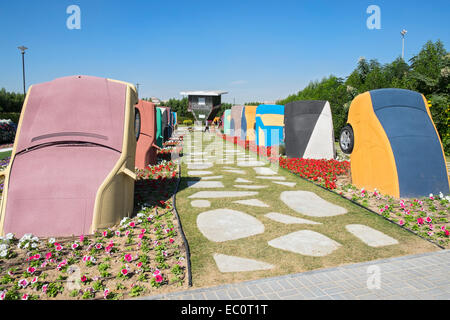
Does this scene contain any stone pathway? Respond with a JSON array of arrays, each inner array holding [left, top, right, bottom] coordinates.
[[176, 130, 442, 299], [139, 249, 450, 300]]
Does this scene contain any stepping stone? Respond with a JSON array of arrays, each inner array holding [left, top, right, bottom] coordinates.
[[223, 169, 247, 175], [188, 163, 213, 170], [346, 225, 399, 247], [237, 161, 267, 167], [188, 181, 225, 188], [256, 176, 286, 181], [268, 230, 341, 257], [233, 199, 269, 208], [234, 185, 268, 190], [264, 212, 322, 225], [191, 200, 211, 208], [189, 191, 258, 199], [223, 166, 237, 170], [280, 191, 347, 217], [188, 171, 213, 176], [253, 167, 277, 175], [235, 178, 252, 183], [272, 181, 296, 187], [197, 209, 265, 242], [213, 254, 274, 273], [201, 175, 223, 180]]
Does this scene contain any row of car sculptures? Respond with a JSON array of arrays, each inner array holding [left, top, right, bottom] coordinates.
[[0, 75, 448, 239], [220, 90, 449, 199]]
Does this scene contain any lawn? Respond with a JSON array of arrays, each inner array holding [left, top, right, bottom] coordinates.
[[175, 132, 439, 289]]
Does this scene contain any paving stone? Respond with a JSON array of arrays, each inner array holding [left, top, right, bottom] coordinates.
[[268, 230, 342, 257], [189, 191, 258, 199], [264, 212, 322, 225], [201, 175, 223, 180], [233, 199, 270, 208], [234, 185, 268, 190], [280, 191, 348, 217], [197, 209, 265, 242], [235, 178, 252, 183], [187, 163, 213, 170], [253, 167, 277, 175], [188, 170, 213, 176], [190, 200, 211, 208], [223, 169, 247, 175], [237, 161, 267, 167], [345, 224, 399, 247], [272, 181, 296, 187], [213, 254, 274, 273], [256, 176, 286, 181], [188, 181, 225, 188]]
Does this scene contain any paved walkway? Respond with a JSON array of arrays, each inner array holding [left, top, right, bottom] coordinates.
[[139, 249, 450, 300]]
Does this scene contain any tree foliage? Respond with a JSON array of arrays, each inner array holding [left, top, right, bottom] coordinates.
[[278, 40, 450, 154]]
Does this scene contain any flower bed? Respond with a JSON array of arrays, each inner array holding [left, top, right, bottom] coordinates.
[[157, 146, 183, 161], [0, 140, 188, 300], [219, 132, 450, 248]]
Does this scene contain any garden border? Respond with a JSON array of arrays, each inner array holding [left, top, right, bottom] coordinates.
[[217, 132, 446, 250], [172, 153, 193, 287]]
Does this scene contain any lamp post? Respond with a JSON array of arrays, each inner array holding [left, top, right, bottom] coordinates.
[[18, 46, 28, 96], [400, 29, 407, 60], [136, 83, 141, 97]]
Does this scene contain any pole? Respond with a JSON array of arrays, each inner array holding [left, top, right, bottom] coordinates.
[[22, 51, 26, 96], [402, 36, 405, 59]]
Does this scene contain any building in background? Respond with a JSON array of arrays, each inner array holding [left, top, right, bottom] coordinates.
[[180, 91, 228, 124]]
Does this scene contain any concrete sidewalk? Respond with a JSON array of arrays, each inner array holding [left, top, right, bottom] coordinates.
[[140, 249, 450, 300]]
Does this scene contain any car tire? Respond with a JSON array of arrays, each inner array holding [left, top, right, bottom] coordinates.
[[339, 124, 354, 154]]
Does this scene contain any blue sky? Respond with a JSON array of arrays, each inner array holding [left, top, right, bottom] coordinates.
[[0, 0, 449, 104]]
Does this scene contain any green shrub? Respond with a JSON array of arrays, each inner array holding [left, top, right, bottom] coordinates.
[[183, 120, 193, 126]]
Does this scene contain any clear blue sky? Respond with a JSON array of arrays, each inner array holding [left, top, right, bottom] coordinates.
[[0, 0, 449, 104]]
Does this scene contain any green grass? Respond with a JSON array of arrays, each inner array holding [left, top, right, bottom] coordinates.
[[0, 150, 11, 160], [175, 133, 439, 289]]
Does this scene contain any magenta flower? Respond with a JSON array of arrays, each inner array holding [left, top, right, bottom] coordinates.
[[154, 275, 163, 283], [137, 262, 143, 268], [18, 279, 29, 288], [426, 217, 432, 223], [121, 268, 129, 276], [71, 243, 79, 250], [27, 267, 36, 274], [0, 291, 6, 300], [31, 277, 38, 284], [417, 217, 424, 225], [21, 294, 28, 300], [95, 243, 103, 250], [102, 231, 108, 237], [42, 284, 48, 293], [169, 238, 174, 244], [103, 289, 110, 299], [45, 252, 52, 260], [80, 235, 84, 242], [153, 269, 160, 276], [129, 222, 135, 228], [399, 220, 405, 226], [55, 245, 63, 252], [124, 254, 133, 262], [81, 275, 87, 283], [115, 231, 121, 236]]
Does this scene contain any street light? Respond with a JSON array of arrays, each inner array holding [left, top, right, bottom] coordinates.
[[18, 46, 28, 96], [400, 29, 407, 60]]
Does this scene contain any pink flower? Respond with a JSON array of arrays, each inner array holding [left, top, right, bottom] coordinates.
[[140, 229, 146, 234], [137, 262, 143, 268], [441, 226, 447, 231], [31, 277, 38, 284], [129, 222, 135, 228], [425, 217, 432, 223], [102, 231, 108, 237], [82, 255, 91, 262], [79, 235, 84, 242], [138, 233, 144, 239], [81, 275, 87, 283], [42, 284, 48, 293], [27, 267, 36, 274], [0, 291, 6, 300], [55, 245, 63, 252], [125, 230, 130, 236], [445, 230, 450, 237], [379, 208, 384, 213], [121, 268, 129, 276], [124, 254, 133, 262], [18, 279, 29, 288], [115, 231, 121, 236], [417, 218, 424, 225], [429, 224, 434, 230], [399, 220, 405, 226], [169, 238, 174, 244], [21, 294, 28, 300], [154, 275, 163, 283], [103, 289, 110, 299], [45, 252, 52, 260], [7, 270, 13, 276], [153, 269, 160, 276], [95, 243, 102, 250], [71, 243, 79, 250]]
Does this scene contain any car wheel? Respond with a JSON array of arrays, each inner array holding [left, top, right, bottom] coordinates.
[[339, 124, 354, 154]]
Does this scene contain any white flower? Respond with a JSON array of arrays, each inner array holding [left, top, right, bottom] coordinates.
[[5, 233, 14, 240], [0, 250, 8, 258], [48, 238, 56, 244], [439, 192, 444, 199], [31, 243, 38, 248], [429, 193, 434, 198], [0, 244, 8, 251], [446, 196, 450, 202]]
